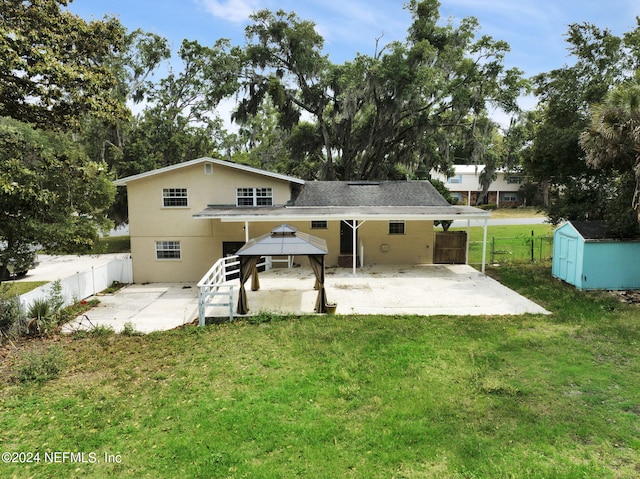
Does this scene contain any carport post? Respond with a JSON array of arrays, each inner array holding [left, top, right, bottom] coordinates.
[[481, 219, 488, 274], [465, 220, 471, 265]]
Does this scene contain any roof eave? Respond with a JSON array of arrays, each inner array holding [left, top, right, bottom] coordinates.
[[113, 157, 305, 186]]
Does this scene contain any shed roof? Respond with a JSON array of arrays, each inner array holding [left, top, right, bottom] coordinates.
[[236, 224, 328, 256], [570, 221, 610, 240], [568, 220, 640, 242]]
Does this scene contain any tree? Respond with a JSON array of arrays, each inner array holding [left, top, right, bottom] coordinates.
[[525, 21, 638, 216], [579, 82, 640, 235], [80, 29, 171, 168], [0, 0, 128, 130], [234, 1, 527, 181], [0, 117, 115, 280]]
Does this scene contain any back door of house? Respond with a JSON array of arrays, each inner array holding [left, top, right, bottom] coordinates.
[[340, 221, 358, 254]]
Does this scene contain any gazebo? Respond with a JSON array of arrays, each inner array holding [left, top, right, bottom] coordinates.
[[235, 224, 329, 314]]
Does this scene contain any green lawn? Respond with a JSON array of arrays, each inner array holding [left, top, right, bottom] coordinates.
[[1, 263, 639, 478], [449, 223, 556, 265]]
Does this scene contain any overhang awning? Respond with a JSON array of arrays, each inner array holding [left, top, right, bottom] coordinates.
[[193, 205, 491, 222], [235, 225, 329, 315]]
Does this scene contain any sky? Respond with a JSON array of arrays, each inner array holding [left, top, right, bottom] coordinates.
[[66, 0, 640, 122]]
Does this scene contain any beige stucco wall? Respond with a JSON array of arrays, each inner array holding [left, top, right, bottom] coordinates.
[[124, 160, 438, 283], [126, 161, 295, 283]]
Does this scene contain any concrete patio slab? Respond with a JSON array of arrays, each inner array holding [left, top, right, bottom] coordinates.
[[63, 264, 548, 333]]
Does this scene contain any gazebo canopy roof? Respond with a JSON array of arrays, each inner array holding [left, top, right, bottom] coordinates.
[[236, 224, 328, 257]]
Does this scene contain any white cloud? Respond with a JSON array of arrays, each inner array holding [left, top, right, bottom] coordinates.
[[197, 0, 260, 23]]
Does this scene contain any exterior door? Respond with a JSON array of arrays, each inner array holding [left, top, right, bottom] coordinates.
[[558, 235, 577, 284], [340, 221, 357, 254], [222, 241, 245, 279]]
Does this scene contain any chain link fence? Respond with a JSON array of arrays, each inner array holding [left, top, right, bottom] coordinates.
[[469, 233, 554, 265]]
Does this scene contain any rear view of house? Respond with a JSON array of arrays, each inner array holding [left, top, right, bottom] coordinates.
[[115, 157, 490, 283]]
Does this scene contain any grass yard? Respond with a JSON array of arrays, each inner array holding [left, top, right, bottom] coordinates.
[[1, 263, 640, 478], [449, 223, 556, 265]]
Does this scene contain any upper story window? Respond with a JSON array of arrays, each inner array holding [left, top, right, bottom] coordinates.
[[236, 187, 273, 207], [162, 188, 188, 207], [447, 175, 463, 184], [507, 176, 523, 184]]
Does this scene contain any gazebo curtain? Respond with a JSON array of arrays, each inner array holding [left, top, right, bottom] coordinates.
[[309, 254, 327, 313], [238, 254, 328, 314], [237, 256, 260, 314]]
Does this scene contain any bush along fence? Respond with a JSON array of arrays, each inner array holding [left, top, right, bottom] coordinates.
[[468, 232, 554, 265], [19, 257, 133, 314]]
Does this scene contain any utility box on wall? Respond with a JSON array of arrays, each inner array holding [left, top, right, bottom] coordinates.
[[552, 221, 640, 290]]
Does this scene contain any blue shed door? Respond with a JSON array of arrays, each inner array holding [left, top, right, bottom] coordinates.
[[558, 235, 577, 284]]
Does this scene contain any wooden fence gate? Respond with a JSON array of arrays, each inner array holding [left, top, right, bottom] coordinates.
[[434, 231, 467, 264]]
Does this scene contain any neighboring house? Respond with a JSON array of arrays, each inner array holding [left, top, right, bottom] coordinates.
[[114, 157, 490, 283], [552, 220, 640, 290], [431, 165, 526, 207]]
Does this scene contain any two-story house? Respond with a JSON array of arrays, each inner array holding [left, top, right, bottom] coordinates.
[[431, 165, 526, 207], [114, 157, 491, 283]]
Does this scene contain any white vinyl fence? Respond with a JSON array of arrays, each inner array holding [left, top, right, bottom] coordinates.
[[19, 258, 133, 314]]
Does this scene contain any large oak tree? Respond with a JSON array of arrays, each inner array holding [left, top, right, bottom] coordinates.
[[234, 0, 527, 181]]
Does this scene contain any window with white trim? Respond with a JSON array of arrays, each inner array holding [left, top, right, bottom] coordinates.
[[506, 176, 523, 184], [162, 188, 188, 207], [156, 241, 181, 260], [447, 175, 462, 184], [389, 221, 405, 235], [501, 192, 519, 202], [236, 187, 273, 206]]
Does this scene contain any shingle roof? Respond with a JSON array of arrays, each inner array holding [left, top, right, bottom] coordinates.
[[291, 181, 450, 207], [570, 221, 610, 240]]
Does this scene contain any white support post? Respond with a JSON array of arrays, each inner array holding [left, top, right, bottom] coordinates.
[[481, 218, 488, 274], [352, 220, 357, 275], [466, 219, 471, 265], [244, 221, 249, 243]]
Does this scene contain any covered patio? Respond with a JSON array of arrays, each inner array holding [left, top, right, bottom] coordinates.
[[203, 263, 549, 319]]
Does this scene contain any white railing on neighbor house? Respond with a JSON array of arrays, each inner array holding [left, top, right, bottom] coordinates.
[[197, 255, 293, 325], [19, 257, 133, 314]]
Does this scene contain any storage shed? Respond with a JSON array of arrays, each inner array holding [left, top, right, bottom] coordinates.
[[552, 220, 640, 290]]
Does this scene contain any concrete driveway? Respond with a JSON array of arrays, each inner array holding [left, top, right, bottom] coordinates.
[[62, 264, 548, 334]]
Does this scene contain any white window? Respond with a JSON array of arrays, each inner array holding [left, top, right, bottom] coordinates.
[[507, 176, 523, 184], [162, 188, 188, 207], [311, 221, 327, 229], [236, 187, 273, 207], [389, 221, 405, 235], [447, 175, 462, 184], [156, 241, 181, 260], [204, 163, 213, 174]]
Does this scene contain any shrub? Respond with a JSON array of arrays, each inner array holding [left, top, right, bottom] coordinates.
[[14, 345, 66, 383], [0, 286, 22, 336], [121, 322, 142, 336]]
